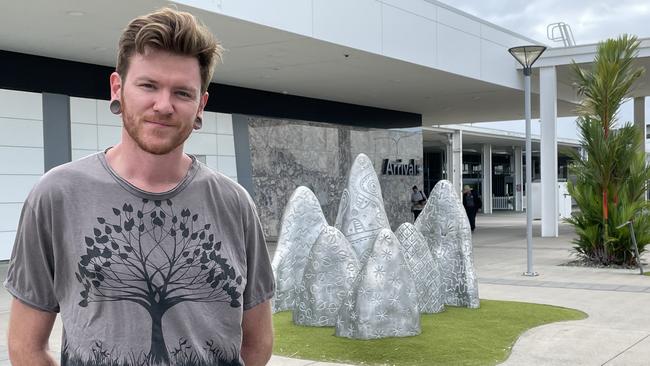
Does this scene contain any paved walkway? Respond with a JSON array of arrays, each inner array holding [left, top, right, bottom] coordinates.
[[0, 212, 648, 365], [473, 213, 650, 366]]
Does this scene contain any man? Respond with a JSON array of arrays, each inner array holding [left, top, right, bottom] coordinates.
[[5, 8, 274, 366], [410, 185, 427, 221], [462, 185, 482, 232]]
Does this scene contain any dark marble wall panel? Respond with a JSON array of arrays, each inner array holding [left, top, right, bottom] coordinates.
[[248, 117, 422, 239]]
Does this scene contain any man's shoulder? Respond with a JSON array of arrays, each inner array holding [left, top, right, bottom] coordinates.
[[193, 162, 252, 203], [41, 153, 103, 183], [27, 153, 105, 204]]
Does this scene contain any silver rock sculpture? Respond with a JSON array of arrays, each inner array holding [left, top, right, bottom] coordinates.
[[336, 228, 421, 339], [415, 180, 480, 308], [395, 223, 444, 313], [293, 227, 360, 326], [273, 156, 480, 340], [272, 186, 328, 313], [334, 153, 390, 261]]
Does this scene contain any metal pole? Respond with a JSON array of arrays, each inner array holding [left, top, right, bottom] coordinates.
[[618, 221, 645, 275], [627, 222, 644, 275], [524, 70, 538, 276]]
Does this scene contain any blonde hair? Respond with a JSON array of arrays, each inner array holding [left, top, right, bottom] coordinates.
[[116, 7, 223, 94]]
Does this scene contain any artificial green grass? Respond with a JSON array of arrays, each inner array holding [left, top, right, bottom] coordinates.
[[273, 299, 586, 366]]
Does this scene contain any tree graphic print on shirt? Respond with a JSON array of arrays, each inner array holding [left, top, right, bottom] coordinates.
[[74, 198, 243, 364]]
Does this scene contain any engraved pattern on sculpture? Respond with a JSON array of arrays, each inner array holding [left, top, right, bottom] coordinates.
[[272, 187, 328, 312], [415, 180, 479, 308], [336, 229, 420, 339], [335, 154, 390, 261], [293, 227, 360, 326], [395, 223, 444, 313]]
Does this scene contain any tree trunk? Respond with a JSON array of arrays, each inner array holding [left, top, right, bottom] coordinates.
[[148, 308, 169, 364]]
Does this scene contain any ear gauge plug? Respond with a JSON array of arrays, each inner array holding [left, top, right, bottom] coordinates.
[[109, 100, 122, 115], [194, 116, 203, 130]]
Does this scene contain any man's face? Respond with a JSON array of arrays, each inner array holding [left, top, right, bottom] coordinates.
[[110, 49, 208, 155]]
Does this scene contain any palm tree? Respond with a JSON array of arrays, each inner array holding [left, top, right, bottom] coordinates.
[[566, 35, 649, 265]]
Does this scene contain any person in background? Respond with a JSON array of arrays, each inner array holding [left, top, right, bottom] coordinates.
[[411, 185, 427, 221], [462, 185, 482, 231]]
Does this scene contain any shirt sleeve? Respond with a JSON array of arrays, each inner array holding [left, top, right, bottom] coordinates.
[[4, 201, 60, 313], [241, 193, 275, 310]]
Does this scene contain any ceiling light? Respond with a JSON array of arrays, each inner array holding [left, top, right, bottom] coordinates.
[[66, 10, 85, 16]]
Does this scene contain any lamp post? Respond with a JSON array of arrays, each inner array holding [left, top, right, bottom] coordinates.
[[508, 45, 546, 276]]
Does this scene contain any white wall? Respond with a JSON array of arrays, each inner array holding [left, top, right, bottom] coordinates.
[[188, 112, 238, 180], [70, 97, 122, 160], [0, 89, 44, 260], [69, 97, 237, 180]]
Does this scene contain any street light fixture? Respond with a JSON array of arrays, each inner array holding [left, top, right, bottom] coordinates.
[[508, 45, 546, 276]]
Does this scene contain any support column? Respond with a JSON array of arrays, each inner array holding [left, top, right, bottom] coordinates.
[[634, 97, 646, 155], [445, 136, 452, 181], [446, 131, 463, 199], [514, 146, 523, 211], [42, 93, 71, 171], [540, 66, 558, 237], [232, 114, 254, 196], [482, 144, 493, 213], [635, 97, 647, 200]]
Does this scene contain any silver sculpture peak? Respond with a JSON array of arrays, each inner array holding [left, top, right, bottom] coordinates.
[[334, 153, 390, 261], [395, 222, 444, 313], [272, 186, 328, 313], [415, 180, 480, 308], [336, 228, 420, 339], [294, 226, 360, 326]]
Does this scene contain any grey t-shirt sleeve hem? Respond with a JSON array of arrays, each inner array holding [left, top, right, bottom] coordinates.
[[243, 290, 275, 311], [3, 281, 60, 313]]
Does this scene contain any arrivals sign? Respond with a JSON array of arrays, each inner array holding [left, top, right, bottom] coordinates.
[[381, 159, 421, 176]]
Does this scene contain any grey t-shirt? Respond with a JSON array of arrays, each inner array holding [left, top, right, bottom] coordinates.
[[4, 152, 274, 366]]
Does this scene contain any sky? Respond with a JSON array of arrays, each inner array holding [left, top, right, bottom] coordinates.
[[438, 0, 650, 45], [436, 0, 650, 141]]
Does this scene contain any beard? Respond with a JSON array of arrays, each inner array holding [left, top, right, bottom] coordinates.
[[120, 94, 194, 155]]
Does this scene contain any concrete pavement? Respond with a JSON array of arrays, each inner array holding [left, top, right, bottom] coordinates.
[[474, 213, 650, 366], [0, 212, 648, 365]]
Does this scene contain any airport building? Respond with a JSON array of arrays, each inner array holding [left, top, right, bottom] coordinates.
[[1, 0, 649, 260]]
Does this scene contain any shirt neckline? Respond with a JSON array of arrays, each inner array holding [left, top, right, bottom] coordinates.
[[97, 150, 200, 201]]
